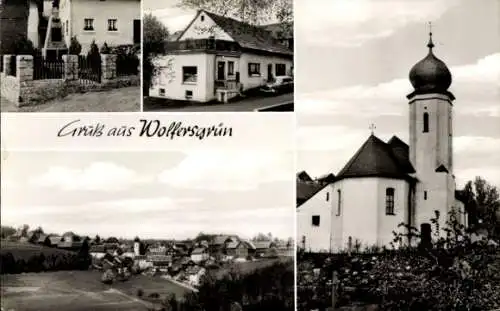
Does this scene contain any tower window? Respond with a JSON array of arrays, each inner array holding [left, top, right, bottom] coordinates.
[[424, 191, 428, 200], [312, 215, 320, 226], [336, 189, 342, 216], [386, 187, 395, 215], [423, 112, 429, 133], [326, 192, 329, 202]]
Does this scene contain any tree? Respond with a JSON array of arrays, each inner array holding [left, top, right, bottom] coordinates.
[[20, 224, 30, 237], [95, 235, 101, 244], [143, 13, 170, 96], [252, 233, 270, 241], [462, 176, 500, 238], [178, 0, 292, 27], [68, 36, 82, 55], [0, 226, 16, 239], [13, 36, 35, 55]]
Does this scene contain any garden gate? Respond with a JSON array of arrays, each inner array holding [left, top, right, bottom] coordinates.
[[78, 55, 101, 84]]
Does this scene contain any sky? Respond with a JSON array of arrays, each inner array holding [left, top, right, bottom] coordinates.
[[295, 0, 500, 189], [1, 150, 294, 241], [144, 0, 195, 33]]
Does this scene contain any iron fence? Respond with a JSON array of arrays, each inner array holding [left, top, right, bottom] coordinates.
[[33, 56, 64, 80]]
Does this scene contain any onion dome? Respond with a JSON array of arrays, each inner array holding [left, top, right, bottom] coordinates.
[[408, 31, 452, 96]]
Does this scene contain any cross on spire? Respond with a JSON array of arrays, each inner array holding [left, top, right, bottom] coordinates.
[[427, 21, 435, 50], [369, 123, 376, 135]]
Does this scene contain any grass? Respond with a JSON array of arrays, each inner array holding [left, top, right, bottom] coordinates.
[[216, 257, 293, 279], [1, 270, 191, 311], [1, 86, 140, 112]]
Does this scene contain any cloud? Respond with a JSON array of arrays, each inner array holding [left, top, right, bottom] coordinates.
[[296, 0, 458, 47], [29, 162, 147, 192], [297, 53, 500, 117], [158, 150, 292, 191], [149, 7, 194, 32]]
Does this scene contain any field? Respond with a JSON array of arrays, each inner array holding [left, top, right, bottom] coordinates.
[[1, 271, 192, 311], [0, 241, 76, 258]]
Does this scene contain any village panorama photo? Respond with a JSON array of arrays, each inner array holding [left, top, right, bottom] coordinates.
[[0, 149, 295, 311], [295, 0, 500, 310], [0, 0, 141, 112], [143, 0, 294, 112]]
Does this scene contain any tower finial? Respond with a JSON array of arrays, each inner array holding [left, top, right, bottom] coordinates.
[[427, 21, 434, 51], [369, 123, 376, 135]]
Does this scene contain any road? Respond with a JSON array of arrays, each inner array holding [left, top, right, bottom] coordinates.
[[143, 92, 293, 112]]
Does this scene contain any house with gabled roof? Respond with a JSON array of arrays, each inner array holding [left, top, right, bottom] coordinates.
[[297, 33, 468, 253], [150, 9, 293, 103]]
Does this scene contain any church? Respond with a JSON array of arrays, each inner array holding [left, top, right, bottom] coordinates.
[[297, 32, 468, 253]]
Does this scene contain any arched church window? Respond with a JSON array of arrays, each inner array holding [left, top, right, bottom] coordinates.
[[336, 190, 342, 216], [423, 112, 429, 133], [326, 192, 329, 202], [386, 188, 395, 215]]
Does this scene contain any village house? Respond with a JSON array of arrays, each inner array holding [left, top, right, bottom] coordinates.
[[150, 10, 293, 103], [37, 234, 62, 247], [225, 241, 254, 259], [297, 33, 468, 253], [209, 235, 240, 256], [186, 265, 206, 287], [253, 241, 276, 257], [191, 247, 209, 263], [58, 0, 140, 54], [57, 231, 83, 249]]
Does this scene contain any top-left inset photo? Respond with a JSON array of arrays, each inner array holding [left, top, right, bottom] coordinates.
[[1, 0, 141, 112]]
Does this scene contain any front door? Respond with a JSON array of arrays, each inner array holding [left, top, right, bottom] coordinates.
[[133, 19, 141, 44], [267, 64, 273, 81], [217, 61, 225, 80]]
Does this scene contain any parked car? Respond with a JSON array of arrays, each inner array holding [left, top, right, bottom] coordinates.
[[260, 76, 294, 95]]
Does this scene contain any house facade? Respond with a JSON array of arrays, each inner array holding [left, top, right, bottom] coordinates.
[[150, 10, 293, 103], [297, 33, 468, 253], [58, 0, 140, 53], [191, 247, 209, 263]]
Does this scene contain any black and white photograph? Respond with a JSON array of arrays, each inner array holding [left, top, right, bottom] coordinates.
[[295, 0, 500, 310], [142, 0, 294, 112], [0, 0, 141, 112], [1, 149, 295, 311]]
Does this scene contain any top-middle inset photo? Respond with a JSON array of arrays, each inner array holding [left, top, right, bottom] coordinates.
[[143, 0, 294, 112]]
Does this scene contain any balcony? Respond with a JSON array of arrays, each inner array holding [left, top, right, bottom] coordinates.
[[165, 39, 241, 54]]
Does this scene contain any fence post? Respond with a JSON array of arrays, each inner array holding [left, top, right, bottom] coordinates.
[[16, 55, 33, 82], [332, 271, 338, 311], [63, 54, 78, 81], [101, 53, 117, 82], [4, 55, 13, 76]]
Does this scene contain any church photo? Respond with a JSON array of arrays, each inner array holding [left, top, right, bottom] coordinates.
[[295, 0, 500, 309]]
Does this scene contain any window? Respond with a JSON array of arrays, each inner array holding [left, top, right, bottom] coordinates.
[[182, 66, 198, 83], [275, 63, 286, 76], [159, 88, 165, 96], [52, 27, 62, 42], [65, 20, 68, 35], [312, 215, 320, 226], [336, 190, 341, 216], [326, 192, 329, 201], [423, 112, 429, 133], [228, 61, 234, 76], [424, 191, 428, 200], [386, 188, 395, 215], [248, 63, 260, 76], [185, 90, 193, 99], [200, 15, 205, 21], [84, 18, 94, 31], [108, 19, 118, 31]]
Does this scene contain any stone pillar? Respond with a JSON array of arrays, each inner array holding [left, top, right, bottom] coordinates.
[[3, 55, 13, 75], [16, 55, 33, 82], [101, 54, 117, 81], [63, 54, 78, 81]]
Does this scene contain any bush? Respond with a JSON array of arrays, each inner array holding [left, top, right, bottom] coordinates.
[[13, 36, 35, 55], [69, 36, 82, 55], [137, 288, 144, 297], [0, 250, 90, 274]]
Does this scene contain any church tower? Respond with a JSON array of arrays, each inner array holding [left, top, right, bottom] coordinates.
[[407, 29, 456, 236]]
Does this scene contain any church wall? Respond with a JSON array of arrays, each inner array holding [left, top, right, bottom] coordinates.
[[27, 2, 39, 48], [296, 186, 333, 252], [339, 178, 379, 249], [377, 178, 409, 247]]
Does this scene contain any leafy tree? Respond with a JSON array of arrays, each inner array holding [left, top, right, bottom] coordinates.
[[0, 226, 16, 239], [462, 176, 500, 237], [143, 13, 170, 96], [178, 0, 292, 27], [95, 235, 101, 244], [13, 36, 35, 55]]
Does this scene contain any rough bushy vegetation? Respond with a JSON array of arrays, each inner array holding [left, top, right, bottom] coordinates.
[[298, 212, 500, 311], [152, 260, 294, 311]]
